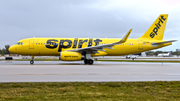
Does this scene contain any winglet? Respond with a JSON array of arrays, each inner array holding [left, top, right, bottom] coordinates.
[[118, 29, 132, 43]]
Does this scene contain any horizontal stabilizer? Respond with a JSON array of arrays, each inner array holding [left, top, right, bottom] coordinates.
[[151, 40, 177, 45]]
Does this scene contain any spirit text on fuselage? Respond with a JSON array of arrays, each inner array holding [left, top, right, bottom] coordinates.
[[45, 38, 102, 52]]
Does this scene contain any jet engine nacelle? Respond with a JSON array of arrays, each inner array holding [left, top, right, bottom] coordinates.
[[60, 51, 83, 61]]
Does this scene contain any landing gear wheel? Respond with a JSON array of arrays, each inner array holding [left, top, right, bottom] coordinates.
[[88, 59, 94, 65], [30, 60, 34, 64], [84, 59, 94, 65], [84, 59, 88, 64], [84, 53, 94, 65], [30, 56, 34, 64]]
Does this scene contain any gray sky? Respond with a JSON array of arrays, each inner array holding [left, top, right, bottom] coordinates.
[[0, 0, 179, 51]]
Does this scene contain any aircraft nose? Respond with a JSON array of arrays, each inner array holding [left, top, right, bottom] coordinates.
[[9, 45, 16, 54]]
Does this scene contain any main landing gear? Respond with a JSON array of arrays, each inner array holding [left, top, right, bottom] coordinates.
[[84, 59, 94, 65], [30, 56, 34, 64], [84, 53, 94, 65]]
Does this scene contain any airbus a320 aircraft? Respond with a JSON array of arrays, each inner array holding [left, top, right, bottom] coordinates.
[[9, 14, 176, 65]]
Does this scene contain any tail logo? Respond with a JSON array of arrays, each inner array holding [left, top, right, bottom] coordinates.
[[150, 16, 166, 38]]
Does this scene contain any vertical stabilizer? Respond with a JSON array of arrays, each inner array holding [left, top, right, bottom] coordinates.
[[140, 14, 168, 40], [169, 51, 172, 55]]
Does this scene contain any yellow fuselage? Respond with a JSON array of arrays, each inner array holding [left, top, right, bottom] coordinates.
[[9, 38, 171, 56]]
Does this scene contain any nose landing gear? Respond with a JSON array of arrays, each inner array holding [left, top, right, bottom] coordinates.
[[30, 56, 34, 64]]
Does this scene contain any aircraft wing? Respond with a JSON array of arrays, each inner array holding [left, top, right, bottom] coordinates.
[[67, 29, 132, 53], [151, 40, 177, 46]]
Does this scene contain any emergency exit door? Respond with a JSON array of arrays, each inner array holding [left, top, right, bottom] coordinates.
[[138, 40, 143, 50], [29, 39, 34, 49]]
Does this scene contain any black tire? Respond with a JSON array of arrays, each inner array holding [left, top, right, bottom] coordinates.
[[88, 59, 94, 65], [84, 59, 88, 64], [30, 60, 34, 64]]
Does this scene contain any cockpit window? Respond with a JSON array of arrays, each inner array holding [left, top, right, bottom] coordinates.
[[16, 42, 20, 45], [16, 42, 23, 45]]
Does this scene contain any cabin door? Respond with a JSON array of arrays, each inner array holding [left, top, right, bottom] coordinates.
[[29, 39, 34, 49], [138, 40, 143, 50]]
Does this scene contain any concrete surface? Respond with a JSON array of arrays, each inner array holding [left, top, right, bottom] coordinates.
[[0, 61, 180, 82]]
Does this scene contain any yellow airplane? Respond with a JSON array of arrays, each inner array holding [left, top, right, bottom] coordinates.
[[9, 14, 176, 64]]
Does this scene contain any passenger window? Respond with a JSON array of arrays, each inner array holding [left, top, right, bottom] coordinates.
[[21, 42, 23, 45]]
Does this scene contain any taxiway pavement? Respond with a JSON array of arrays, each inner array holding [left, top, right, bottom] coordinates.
[[0, 61, 180, 82]]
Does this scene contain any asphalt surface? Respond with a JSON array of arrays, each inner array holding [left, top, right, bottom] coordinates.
[[98, 58, 180, 61], [0, 61, 180, 82], [96, 56, 180, 61]]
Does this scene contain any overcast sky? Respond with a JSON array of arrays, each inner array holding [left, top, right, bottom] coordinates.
[[0, 0, 180, 51]]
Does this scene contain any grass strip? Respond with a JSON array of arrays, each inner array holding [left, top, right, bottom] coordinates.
[[0, 81, 180, 101]]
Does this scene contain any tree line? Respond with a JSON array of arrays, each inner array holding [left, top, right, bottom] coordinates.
[[0, 45, 10, 55]]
